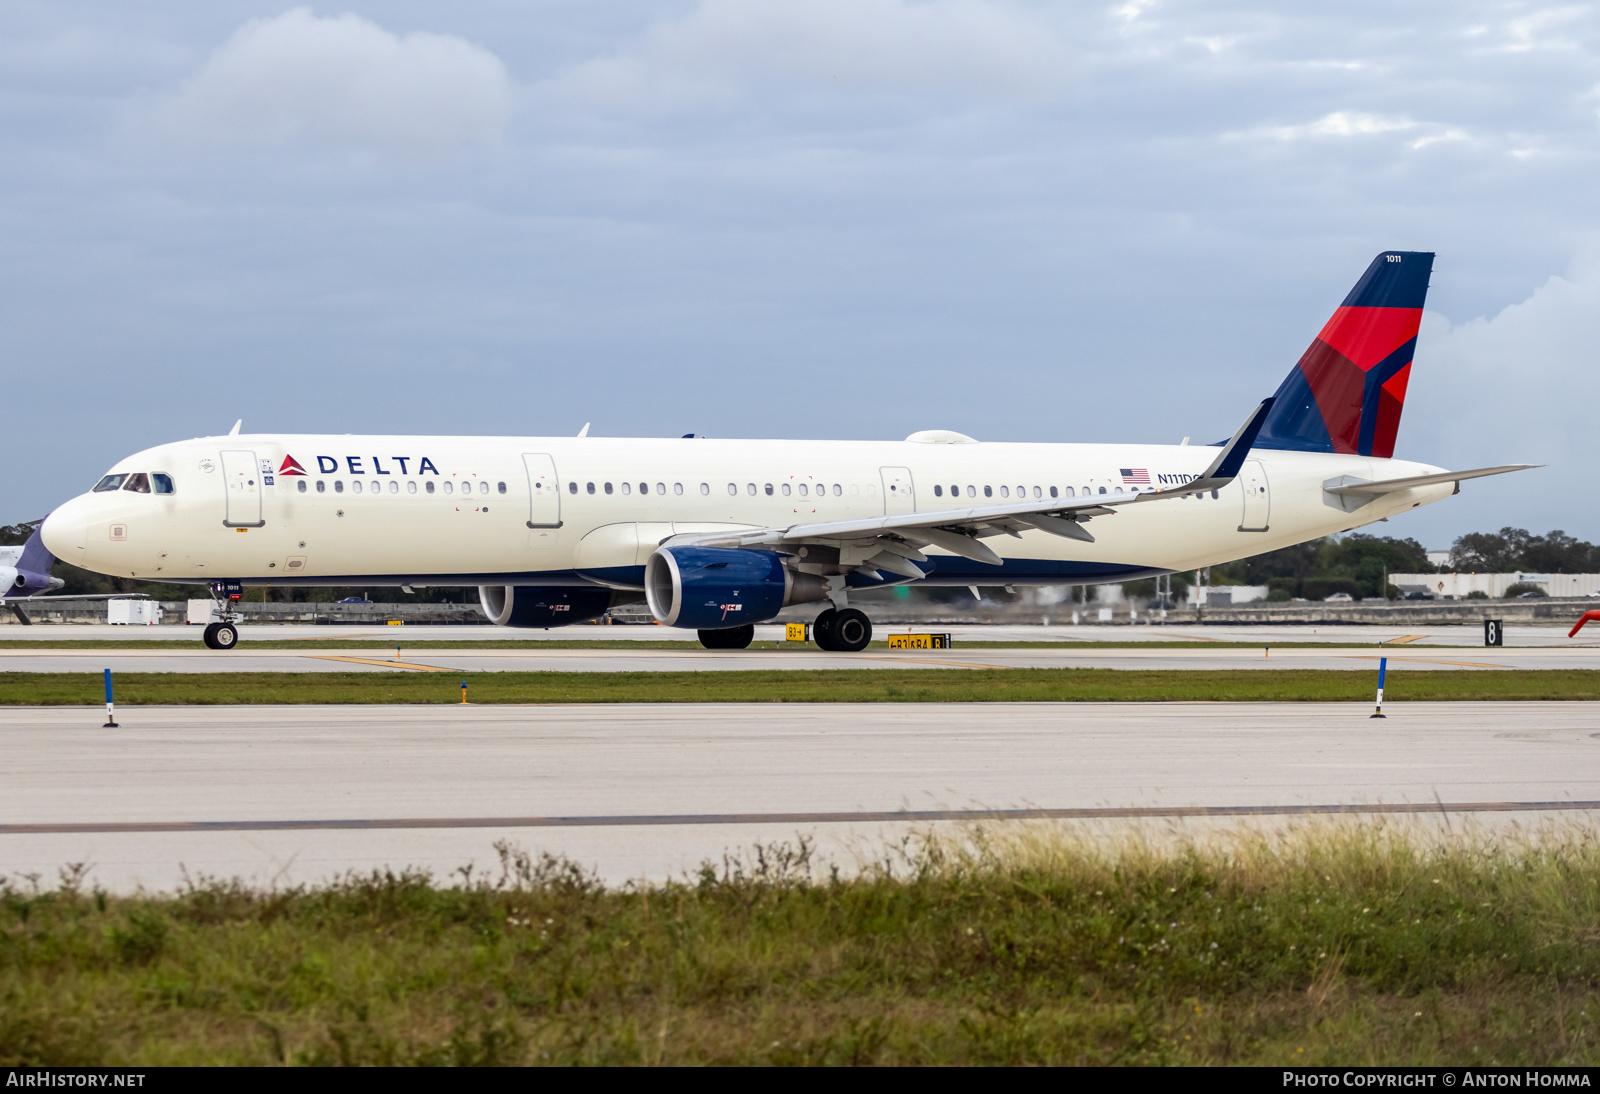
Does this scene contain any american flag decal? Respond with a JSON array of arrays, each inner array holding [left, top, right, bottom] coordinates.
[[1120, 468, 1150, 485]]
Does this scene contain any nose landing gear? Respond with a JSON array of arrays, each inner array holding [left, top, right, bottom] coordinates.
[[202, 621, 239, 650], [813, 607, 872, 652]]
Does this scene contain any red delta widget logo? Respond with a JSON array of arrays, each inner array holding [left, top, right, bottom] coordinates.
[[278, 455, 440, 476]]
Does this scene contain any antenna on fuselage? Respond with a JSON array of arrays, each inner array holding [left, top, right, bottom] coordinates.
[[577, 422, 590, 437], [228, 419, 242, 436]]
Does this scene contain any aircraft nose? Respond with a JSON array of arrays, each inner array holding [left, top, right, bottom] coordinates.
[[41, 499, 88, 564]]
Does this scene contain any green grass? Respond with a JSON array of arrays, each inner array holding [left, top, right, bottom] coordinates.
[[3, 668, 1600, 704], [4, 825, 1598, 1065]]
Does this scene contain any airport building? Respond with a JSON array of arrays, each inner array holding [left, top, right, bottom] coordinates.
[[1391, 572, 1600, 598]]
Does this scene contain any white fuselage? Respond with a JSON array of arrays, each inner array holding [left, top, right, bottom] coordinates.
[[40, 433, 1451, 602]]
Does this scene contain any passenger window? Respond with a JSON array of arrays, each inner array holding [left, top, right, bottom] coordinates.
[[568, 481, 577, 494], [352, 480, 363, 494], [727, 483, 737, 495], [479, 482, 488, 496], [1018, 485, 1026, 497], [586, 482, 595, 494], [317, 480, 326, 493], [658, 483, 668, 495], [443, 481, 453, 495], [1211, 489, 1219, 499], [999, 486, 1009, 499], [121, 473, 151, 493], [1085, 486, 1094, 495], [674, 483, 683, 495], [782, 483, 791, 496], [747, 483, 756, 495], [335, 481, 345, 494], [833, 484, 841, 496], [640, 482, 649, 495], [426, 481, 435, 494], [389, 481, 399, 494], [1033, 486, 1041, 499], [407, 481, 417, 494], [621, 482, 631, 495], [966, 485, 975, 498], [798, 483, 808, 497], [934, 485, 943, 497], [92, 474, 126, 492], [1097, 486, 1105, 495], [152, 473, 174, 494], [764, 483, 773, 495], [297, 480, 307, 494], [700, 483, 709, 495], [498, 482, 507, 494], [984, 486, 992, 498]]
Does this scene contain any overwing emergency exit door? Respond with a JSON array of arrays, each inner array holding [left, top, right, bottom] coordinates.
[[1238, 459, 1270, 532], [221, 449, 264, 527], [880, 467, 916, 515]]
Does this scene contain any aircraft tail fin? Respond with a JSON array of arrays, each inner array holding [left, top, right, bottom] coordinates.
[[1254, 250, 1434, 458], [17, 527, 55, 577]]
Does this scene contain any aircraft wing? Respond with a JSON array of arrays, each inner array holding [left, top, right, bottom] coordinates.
[[4, 593, 150, 603], [669, 399, 1275, 576], [1323, 464, 1538, 497]]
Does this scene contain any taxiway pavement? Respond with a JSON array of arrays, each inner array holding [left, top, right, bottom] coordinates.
[[2, 702, 1596, 891]]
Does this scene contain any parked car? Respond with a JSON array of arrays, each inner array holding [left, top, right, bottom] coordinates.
[[1324, 592, 1354, 602], [1517, 589, 1548, 599], [1402, 591, 1434, 601], [1145, 597, 1178, 610], [338, 596, 372, 604]]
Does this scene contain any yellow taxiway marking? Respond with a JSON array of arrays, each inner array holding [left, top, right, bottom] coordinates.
[[862, 656, 1003, 670], [1344, 655, 1511, 670], [1384, 635, 1429, 645], [1152, 631, 1223, 641], [310, 655, 454, 672]]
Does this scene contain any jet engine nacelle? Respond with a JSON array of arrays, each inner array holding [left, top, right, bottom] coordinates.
[[644, 546, 826, 629], [0, 565, 58, 596], [478, 585, 635, 628]]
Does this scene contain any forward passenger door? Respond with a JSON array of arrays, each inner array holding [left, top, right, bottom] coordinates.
[[220, 449, 264, 528]]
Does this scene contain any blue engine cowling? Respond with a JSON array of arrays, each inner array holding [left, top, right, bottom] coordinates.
[[478, 585, 633, 628], [645, 547, 810, 629]]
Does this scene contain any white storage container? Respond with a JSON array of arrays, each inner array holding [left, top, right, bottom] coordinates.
[[186, 599, 222, 625], [108, 599, 161, 625]]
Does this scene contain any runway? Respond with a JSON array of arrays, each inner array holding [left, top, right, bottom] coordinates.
[[2, 702, 1597, 891]]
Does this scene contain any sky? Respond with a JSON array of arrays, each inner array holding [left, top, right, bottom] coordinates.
[[3, 1, 1598, 549]]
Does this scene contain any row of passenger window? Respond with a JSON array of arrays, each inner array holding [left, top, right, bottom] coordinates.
[[92, 473, 174, 494], [573, 481, 847, 497], [295, 479, 506, 496], [931, 484, 1219, 500]]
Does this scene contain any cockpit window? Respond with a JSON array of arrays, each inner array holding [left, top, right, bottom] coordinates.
[[92, 474, 127, 492], [122, 473, 151, 493], [152, 474, 174, 494]]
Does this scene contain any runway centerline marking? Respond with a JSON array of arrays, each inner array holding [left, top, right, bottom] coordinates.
[[1343, 655, 1512, 670], [309, 655, 454, 672], [7, 800, 1599, 835]]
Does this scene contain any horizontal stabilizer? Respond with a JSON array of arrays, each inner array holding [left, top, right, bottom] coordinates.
[[1324, 464, 1538, 497]]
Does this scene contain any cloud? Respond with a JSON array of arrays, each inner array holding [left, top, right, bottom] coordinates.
[[542, 0, 1069, 112], [125, 8, 511, 158]]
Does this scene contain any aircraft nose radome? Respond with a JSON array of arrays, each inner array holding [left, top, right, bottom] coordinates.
[[41, 501, 87, 562]]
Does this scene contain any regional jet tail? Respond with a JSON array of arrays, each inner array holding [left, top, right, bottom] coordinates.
[[1, 526, 145, 624], [39, 250, 1535, 651]]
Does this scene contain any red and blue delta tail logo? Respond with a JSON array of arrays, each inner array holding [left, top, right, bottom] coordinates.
[[1254, 251, 1434, 458], [278, 455, 307, 476]]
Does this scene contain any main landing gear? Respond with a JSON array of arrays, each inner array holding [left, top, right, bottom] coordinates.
[[202, 622, 239, 650], [812, 607, 872, 652]]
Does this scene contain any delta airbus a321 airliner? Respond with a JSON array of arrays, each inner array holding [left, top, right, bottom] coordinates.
[[36, 251, 1532, 651]]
